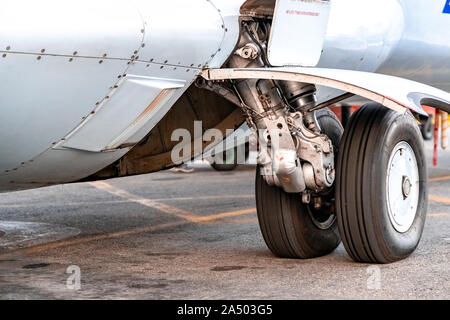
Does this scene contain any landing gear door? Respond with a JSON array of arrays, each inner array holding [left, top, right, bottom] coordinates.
[[268, 0, 331, 67]]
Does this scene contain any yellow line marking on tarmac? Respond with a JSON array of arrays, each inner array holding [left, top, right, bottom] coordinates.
[[1, 208, 257, 256], [89, 181, 201, 222], [4, 179, 447, 256], [428, 213, 450, 218], [191, 208, 256, 223], [160, 194, 255, 202], [224, 217, 259, 225], [429, 194, 450, 205], [0, 194, 255, 209], [429, 175, 450, 183], [0, 200, 131, 208], [0, 183, 257, 256], [89, 181, 255, 224]]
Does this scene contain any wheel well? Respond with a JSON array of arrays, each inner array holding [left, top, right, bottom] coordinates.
[[84, 83, 245, 181]]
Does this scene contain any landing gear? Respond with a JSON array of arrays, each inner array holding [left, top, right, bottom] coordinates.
[[255, 108, 342, 258], [218, 19, 428, 263], [336, 103, 428, 263]]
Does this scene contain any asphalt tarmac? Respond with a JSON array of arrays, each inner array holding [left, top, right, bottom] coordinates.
[[0, 143, 448, 299]]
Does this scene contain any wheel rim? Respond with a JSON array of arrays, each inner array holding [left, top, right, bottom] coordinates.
[[307, 206, 336, 230], [386, 141, 420, 233], [306, 192, 336, 230]]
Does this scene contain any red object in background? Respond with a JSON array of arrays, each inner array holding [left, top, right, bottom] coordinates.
[[422, 105, 435, 115], [329, 105, 359, 124], [331, 105, 437, 123]]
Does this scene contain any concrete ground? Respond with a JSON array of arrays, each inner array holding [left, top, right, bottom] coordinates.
[[0, 143, 448, 299]]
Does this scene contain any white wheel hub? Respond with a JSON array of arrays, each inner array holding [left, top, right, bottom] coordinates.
[[386, 141, 419, 233]]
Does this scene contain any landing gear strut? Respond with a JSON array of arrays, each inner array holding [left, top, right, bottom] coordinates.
[[255, 108, 342, 258], [212, 19, 429, 263]]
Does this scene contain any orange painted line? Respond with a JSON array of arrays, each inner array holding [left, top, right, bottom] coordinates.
[[429, 175, 450, 183], [0, 194, 255, 209], [428, 213, 450, 218], [89, 181, 201, 222], [226, 217, 259, 225], [155, 194, 254, 202], [89, 181, 256, 224], [2, 207, 256, 255], [192, 208, 256, 223], [429, 194, 450, 205]]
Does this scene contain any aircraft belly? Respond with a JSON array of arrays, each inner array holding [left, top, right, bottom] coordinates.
[[0, 148, 131, 192], [0, 65, 200, 192], [0, 55, 131, 173], [0, 0, 231, 191]]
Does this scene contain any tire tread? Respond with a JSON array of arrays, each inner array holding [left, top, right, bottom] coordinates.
[[336, 103, 427, 263]]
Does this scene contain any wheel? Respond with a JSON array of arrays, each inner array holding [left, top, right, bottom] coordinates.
[[336, 103, 428, 263], [420, 114, 433, 140], [211, 146, 238, 171], [256, 108, 342, 259]]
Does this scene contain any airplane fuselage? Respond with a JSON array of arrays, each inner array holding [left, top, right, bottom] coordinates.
[[0, 0, 449, 192]]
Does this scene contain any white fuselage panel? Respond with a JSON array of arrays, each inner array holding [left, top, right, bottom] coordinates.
[[0, 0, 449, 192]]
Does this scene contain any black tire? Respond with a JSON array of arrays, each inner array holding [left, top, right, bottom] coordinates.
[[256, 108, 342, 259], [420, 115, 433, 141], [341, 104, 351, 129], [211, 146, 238, 171], [336, 103, 428, 263]]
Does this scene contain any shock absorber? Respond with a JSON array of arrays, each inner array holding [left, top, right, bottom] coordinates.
[[227, 20, 319, 130], [276, 80, 319, 131], [276, 81, 316, 111], [225, 20, 334, 194]]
